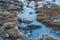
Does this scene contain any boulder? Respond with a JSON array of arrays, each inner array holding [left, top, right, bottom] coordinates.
[[7, 28, 28, 40], [34, 0, 43, 3], [27, 24, 41, 29], [0, 11, 17, 18], [18, 26, 29, 30], [5, 0, 11, 3], [23, 18, 32, 24], [39, 34, 54, 40], [36, 3, 60, 27], [0, 11, 21, 40], [0, 22, 18, 31], [36, 16, 47, 21], [17, 18, 22, 23], [7, 6, 21, 11], [0, 1, 28, 40]]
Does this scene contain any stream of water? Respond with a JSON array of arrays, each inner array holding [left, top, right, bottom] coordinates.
[[18, 0, 60, 39]]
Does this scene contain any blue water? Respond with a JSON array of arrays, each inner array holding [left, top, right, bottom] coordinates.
[[18, 0, 60, 39]]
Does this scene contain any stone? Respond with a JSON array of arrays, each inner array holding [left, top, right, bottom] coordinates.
[[0, 1, 5, 5], [23, 18, 32, 24], [29, 12, 33, 14], [36, 16, 47, 21], [0, 11, 20, 40], [18, 26, 29, 30], [27, 24, 41, 29], [0, 22, 18, 31], [0, 11, 17, 18], [7, 28, 28, 40], [0, 11, 18, 24], [39, 34, 54, 40], [34, 0, 43, 3], [17, 18, 22, 23], [36, 3, 60, 27], [0, 1, 28, 40], [7, 6, 21, 11], [5, 0, 11, 3]]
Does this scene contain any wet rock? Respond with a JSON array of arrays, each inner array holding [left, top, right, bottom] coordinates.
[[18, 26, 29, 30], [35, 8, 43, 13], [14, 2, 19, 5], [39, 34, 55, 40], [7, 6, 21, 11], [0, 1, 5, 6], [17, 18, 22, 23], [23, 18, 32, 24], [52, 0, 56, 2], [0, 1, 5, 3], [27, 24, 41, 29], [14, 0, 20, 2], [14, 2, 23, 8], [29, 12, 33, 14], [35, 4, 39, 7], [0, 23, 3, 26]]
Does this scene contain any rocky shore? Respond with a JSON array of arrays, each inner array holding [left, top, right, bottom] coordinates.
[[36, 3, 60, 27], [0, 0, 28, 40], [0, 0, 60, 40]]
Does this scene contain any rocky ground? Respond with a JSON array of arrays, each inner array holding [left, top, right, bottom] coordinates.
[[0, 0, 60, 40], [36, 3, 60, 27]]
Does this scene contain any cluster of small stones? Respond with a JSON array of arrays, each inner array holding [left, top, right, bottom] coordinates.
[[0, 0, 28, 40]]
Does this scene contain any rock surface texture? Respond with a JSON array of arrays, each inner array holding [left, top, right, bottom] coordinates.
[[0, 0, 27, 40], [36, 3, 60, 27], [0, 11, 28, 40]]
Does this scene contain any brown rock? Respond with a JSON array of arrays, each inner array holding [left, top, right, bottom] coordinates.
[[34, 0, 43, 3], [5, 0, 11, 3], [39, 34, 54, 40], [7, 6, 20, 11], [0, 22, 18, 31], [23, 18, 32, 23], [18, 26, 28, 30], [7, 28, 28, 40], [36, 3, 60, 27], [36, 16, 47, 21], [0, 11, 17, 18]]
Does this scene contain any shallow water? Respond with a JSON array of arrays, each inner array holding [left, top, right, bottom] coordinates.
[[18, 0, 60, 39]]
